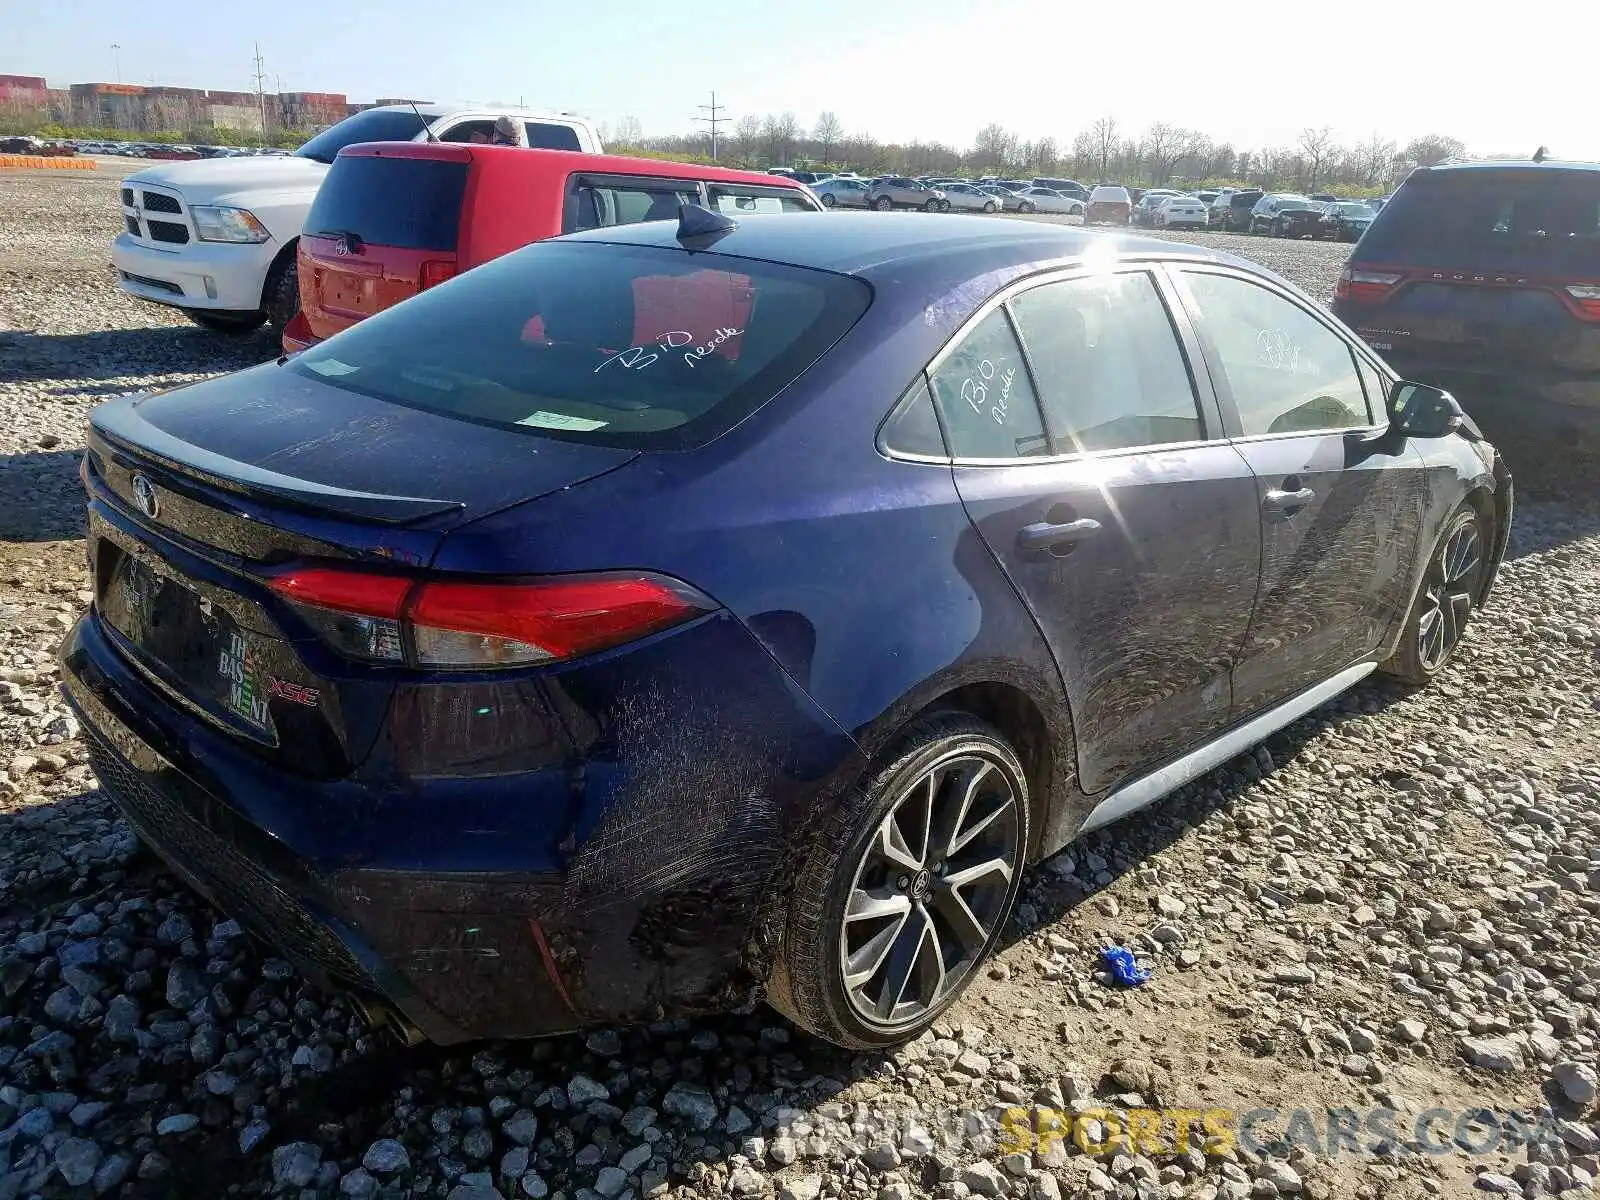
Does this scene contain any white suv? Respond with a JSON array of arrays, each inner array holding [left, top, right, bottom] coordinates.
[[112, 104, 603, 334]]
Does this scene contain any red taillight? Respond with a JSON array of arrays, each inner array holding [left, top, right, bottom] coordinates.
[[419, 260, 457, 290], [267, 568, 713, 668], [1563, 284, 1600, 321], [1337, 267, 1403, 304]]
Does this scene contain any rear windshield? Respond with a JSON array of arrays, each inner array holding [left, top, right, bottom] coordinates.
[[295, 108, 428, 163], [305, 156, 468, 251], [289, 240, 872, 451], [1231, 192, 1263, 206], [1360, 169, 1600, 267]]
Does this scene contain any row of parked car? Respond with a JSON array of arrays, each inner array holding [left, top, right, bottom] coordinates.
[[807, 174, 1088, 215], [1081, 184, 1382, 241], [1, 134, 295, 159]]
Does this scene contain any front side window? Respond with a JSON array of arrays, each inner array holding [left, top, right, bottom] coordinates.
[[1010, 272, 1204, 452], [1182, 271, 1372, 435], [438, 120, 497, 144], [1355, 355, 1393, 420], [290, 241, 870, 451], [706, 185, 819, 214], [928, 308, 1048, 460]]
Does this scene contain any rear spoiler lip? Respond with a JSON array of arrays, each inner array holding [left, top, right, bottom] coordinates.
[[89, 396, 466, 526]]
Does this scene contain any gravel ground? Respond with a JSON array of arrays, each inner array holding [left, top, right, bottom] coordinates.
[[0, 166, 1596, 1200]]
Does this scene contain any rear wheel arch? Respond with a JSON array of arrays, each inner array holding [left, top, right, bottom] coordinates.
[[914, 682, 1057, 861]]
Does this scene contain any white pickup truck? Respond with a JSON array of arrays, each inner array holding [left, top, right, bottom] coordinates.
[[111, 104, 604, 334]]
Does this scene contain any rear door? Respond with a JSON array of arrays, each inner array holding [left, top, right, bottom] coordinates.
[[1338, 167, 1600, 376], [300, 149, 470, 340], [944, 267, 1261, 795], [1170, 266, 1428, 716]]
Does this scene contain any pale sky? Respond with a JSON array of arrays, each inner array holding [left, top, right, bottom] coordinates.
[[4, 0, 1591, 159]]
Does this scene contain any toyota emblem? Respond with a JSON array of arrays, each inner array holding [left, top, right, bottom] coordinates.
[[131, 473, 159, 519]]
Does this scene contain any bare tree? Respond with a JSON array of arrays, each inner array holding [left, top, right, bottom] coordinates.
[[1298, 126, 1337, 188], [1399, 134, 1465, 168], [1353, 132, 1397, 186], [614, 115, 642, 146], [972, 123, 1018, 173], [813, 111, 843, 166], [1033, 136, 1058, 175], [730, 114, 762, 165], [1087, 116, 1118, 180], [761, 111, 800, 166], [1143, 123, 1201, 185]]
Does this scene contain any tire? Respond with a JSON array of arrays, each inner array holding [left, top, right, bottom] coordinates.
[[922, 199, 937, 212], [874, 196, 893, 211], [769, 712, 1030, 1050], [1379, 503, 1491, 686], [1019, 202, 1035, 213], [184, 309, 265, 334], [983, 201, 997, 213], [820, 192, 836, 208], [263, 253, 300, 330]]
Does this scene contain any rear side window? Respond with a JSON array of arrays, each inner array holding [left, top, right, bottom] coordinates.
[[567, 178, 700, 232], [288, 241, 870, 451], [880, 378, 947, 458], [1361, 169, 1600, 266], [527, 122, 581, 151], [928, 309, 1049, 460], [306, 156, 468, 250], [1010, 272, 1204, 452]]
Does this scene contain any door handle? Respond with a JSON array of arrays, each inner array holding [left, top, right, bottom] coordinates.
[[1263, 487, 1315, 510], [1018, 517, 1102, 553]]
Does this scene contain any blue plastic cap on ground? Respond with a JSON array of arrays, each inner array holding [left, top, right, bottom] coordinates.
[[1100, 945, 1153, 986]]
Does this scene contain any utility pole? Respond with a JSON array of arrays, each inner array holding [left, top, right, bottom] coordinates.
[[693, 91, 726, 161], [110, 43, 121, 83], [251, 43, 269, 136]]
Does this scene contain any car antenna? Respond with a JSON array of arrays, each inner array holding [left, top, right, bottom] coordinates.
[[1532, 145, 1549, 163], [676, 202, 737, 248], [409, 101, 437, 142]]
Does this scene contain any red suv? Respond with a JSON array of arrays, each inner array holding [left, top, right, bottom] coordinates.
[[283, 144, 821, 352]]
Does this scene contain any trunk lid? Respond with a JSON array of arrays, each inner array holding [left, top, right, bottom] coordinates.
[[85, 369, 636, 774], [300, 146, 471, 341]]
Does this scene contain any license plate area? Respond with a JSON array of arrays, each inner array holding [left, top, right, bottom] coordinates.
[[97, 542, 282, 741]]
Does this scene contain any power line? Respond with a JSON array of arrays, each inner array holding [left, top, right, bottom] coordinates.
[[251, 43, 269, 135], [693, 91, 726, 161]]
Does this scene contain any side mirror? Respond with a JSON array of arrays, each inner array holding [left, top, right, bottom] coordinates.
[[1388, 381, 1464, 438]]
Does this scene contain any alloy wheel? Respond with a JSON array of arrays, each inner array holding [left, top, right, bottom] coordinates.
[[838, 751, 1020, 1032], [1417, 519, 1484, 670]]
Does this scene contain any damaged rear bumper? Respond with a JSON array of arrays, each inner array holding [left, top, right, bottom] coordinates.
[[61, 609, 864, 1043]]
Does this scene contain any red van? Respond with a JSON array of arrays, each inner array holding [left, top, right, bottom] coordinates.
[[283, 144, 822, 353]]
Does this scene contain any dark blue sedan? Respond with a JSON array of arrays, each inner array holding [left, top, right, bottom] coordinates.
[[63, 211, 1511, 1049]]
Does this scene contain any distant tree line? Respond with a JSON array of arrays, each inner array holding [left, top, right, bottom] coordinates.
[[610, 111, 1475, 194]]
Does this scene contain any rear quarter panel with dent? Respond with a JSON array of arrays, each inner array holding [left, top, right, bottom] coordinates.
[[435, 256, 1081, 857]]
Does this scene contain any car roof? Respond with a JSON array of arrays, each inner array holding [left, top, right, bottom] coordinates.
[[1415, 158, 1600, 174], [336, 141, 808, 188], [559, 211, 1242, 279], [371, 102, 590, 122]]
